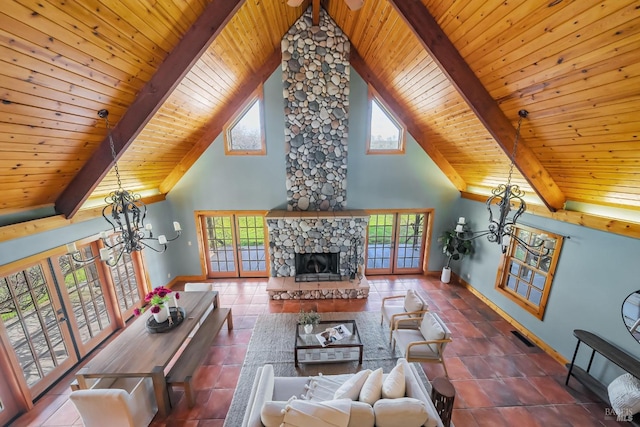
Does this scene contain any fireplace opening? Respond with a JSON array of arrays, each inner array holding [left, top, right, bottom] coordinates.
[[295, 252, 341, 282]]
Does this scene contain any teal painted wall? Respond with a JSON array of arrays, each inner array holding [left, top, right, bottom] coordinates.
[[164, 67, 459, 277], [451, 197, 640, 381]]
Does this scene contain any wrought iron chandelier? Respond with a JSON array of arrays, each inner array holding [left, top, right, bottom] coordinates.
[[455, 110, 552, 255], [66, 109, 181, 266]]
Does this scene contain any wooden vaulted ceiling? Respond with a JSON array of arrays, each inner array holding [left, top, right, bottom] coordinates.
[[1, 0, 639, 235]]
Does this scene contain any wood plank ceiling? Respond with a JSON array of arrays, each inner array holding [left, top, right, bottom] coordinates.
[[0, 0, 639, 227]]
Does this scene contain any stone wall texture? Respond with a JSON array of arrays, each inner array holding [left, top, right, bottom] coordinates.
[[267, 215, 367, 278], [282, 7, 350, 211]]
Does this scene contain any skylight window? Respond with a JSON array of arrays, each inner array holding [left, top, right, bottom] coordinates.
[[367, 87, 405, 154], [224, 85, 266, 155]]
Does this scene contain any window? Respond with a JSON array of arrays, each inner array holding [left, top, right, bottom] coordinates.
[[366, 86, 405, 154], [223, 85, 266, 155], [495, 225, 564, 319]]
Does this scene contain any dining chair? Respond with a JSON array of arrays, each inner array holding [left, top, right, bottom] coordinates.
[[70, 377, 157, 427]]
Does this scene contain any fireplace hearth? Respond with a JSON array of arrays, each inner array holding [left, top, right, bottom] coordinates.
[[295, 253, 341, 282]]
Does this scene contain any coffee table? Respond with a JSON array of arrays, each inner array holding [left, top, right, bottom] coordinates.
[[294, 319, 363, 367]]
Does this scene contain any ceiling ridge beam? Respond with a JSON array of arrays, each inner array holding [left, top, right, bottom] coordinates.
[[388, 0, 565, 212], [55, 0, 247, 219], [159, 49, 283, 194], [350, 47, 466, 191]]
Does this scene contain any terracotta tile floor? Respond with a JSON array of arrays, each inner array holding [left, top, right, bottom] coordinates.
[[9, 275, 626, 426]]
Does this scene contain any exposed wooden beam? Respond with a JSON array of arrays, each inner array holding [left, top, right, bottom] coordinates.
[[312, 0, 321, 25], [350, 48, 466, 191], [0, 194, 165, 244], [388, 0, 565, 212], [461, 191, 640, 240], [159, 49, 282, 194], [55, 0, 246, 219]]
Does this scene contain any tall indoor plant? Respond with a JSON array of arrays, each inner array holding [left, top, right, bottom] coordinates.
[[438, 229, 473, 283]]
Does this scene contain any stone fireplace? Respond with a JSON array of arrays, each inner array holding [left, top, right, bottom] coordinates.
[[265, 7, 369, 300]]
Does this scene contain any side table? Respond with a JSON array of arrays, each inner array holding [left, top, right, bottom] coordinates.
[[431, 376, 455, 427]]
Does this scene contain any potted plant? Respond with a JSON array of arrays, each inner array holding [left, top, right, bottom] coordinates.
[[298, 310, 321, 334], [438, 229, 473, 283]]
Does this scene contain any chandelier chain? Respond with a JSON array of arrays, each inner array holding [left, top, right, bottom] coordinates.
[[103, 113, 123, 191], [507, 111, 527, 187]]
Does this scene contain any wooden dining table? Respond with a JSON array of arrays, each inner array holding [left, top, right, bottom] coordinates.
[[75, 291, 218, 417]]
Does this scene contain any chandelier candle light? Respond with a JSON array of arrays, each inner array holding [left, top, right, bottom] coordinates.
[[65, 110, 181, 266], [454, 110, 553, 256]]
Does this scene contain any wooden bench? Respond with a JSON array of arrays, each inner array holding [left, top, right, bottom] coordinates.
[[166, 307, 233, 407]]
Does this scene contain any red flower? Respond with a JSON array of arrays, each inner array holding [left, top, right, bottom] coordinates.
[[175, 292, 180, 300], [157, 290, 167, 298], [133, 308, 141, 317], [150, 305, 161, 314]]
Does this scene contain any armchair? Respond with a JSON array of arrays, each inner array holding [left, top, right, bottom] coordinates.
[[381, 289, 429, 342], [70, 377, 157, 427], [392, 312, 452, 377]]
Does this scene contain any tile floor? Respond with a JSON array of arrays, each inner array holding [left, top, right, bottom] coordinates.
[[9, 275, 627, 426]]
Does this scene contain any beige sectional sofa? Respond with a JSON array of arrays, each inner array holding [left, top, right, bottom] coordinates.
[[242, 358, 444, 427]]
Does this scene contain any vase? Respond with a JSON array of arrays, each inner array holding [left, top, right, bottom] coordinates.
[[441, 267, 451, 284], [153, 305, 169, 323], [304, 324, 313, 334]]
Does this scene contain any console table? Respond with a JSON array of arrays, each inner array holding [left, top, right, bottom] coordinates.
[[565, 329, 640, 425]]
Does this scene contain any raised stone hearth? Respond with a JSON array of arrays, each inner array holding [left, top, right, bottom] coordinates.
[[267, 276, 369, 300]]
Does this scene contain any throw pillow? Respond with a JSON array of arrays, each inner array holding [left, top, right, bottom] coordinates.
[[359, 367, 383, 405], [608, 373, 640, 417], [419, 313, 445, 352], [382, 362, 405, 399], [281, 398, 351, 427], [334, 369, 371, 400], [373, 397, 429, 427], [304, 373, 352, 402], [404, 289, 424, 313]]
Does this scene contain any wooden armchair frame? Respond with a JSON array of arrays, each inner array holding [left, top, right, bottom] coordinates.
[[380, 294, 429, 342], [392, 316, 453, 377]]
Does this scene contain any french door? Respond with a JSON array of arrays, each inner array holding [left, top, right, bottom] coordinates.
[[366, 211, 430, 275], [0, 239, 141, 422], [0, 261, 78, 401], [200, 212, 268, 278]]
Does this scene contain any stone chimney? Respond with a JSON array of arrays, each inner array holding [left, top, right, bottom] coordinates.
[[282, 7, 350, 211]]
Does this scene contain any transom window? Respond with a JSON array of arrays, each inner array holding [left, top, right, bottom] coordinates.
[[496, 225, 563, 319], [366, 86, 405, 154], [224, 85, 266, 155]]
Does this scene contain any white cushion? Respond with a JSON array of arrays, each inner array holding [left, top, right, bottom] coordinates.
[[334, 369, 371, 400], [373, 397, 429, 427], [359, 368, 383, 405], [420, 313, 445, 341], [304, 374, 351, 402], [404, 290, 424, 313], [281, 398, 351, 427], [608, 373, 640, 416], [382, 362, 405, 399]]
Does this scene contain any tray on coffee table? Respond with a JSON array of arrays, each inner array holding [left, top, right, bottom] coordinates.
[[294, 319, 363, 367]]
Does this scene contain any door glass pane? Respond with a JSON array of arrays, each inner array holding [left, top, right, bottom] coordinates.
[[109, 249, 141, 314], [395, 214, 425, 270], [367, 214, 394, 270], [205, 216, 236, 272], [59, 252, 111, 344], [0, 266, 70, 387], [236, 215, 267, 273]]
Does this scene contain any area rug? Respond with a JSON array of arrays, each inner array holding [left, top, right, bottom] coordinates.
[[223, 311, 436, 427]]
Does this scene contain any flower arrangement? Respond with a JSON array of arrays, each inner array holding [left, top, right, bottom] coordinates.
[[134, 286, 180, 316], [298, 310, 321, 326]]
